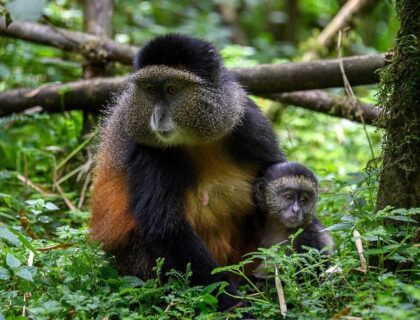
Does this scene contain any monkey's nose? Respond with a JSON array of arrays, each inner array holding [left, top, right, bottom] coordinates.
[[292, 204, 300, 214]]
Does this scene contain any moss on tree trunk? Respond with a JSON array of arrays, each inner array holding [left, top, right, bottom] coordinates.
[[376, 0, 420, 211]]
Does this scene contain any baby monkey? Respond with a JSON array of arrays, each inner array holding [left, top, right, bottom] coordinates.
[[254, 162, 333, 255]]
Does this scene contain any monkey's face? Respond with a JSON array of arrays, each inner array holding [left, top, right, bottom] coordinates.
[[121, 66, 246, 146], [265, 177, 318, 230]]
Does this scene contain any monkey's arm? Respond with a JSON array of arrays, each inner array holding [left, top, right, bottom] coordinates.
[[293, 218, 334, 255]]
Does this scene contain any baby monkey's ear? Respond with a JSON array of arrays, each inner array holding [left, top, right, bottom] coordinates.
[[253, 178, 267, 211]]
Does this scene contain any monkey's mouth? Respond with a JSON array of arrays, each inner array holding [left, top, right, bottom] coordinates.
[[283, 215, 303, 229], [155, 129, 176, 140]]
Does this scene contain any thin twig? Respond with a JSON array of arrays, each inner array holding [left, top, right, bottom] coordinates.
[[353, 229, 368, 273], [37, 243, 73, 252], [41, 15, 80, 46], [337, 30, 376, 160], [318, 0, 371, 48], [18, 209, 39, 239], [303, 0, 372, 60], [16, 174, 53, 196], [78, 171, 92, 209], [22, 250, 35, 317], [54, 182, 77, 211], [274, 266, 287, 318]]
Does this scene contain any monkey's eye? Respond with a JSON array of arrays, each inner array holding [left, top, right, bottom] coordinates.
[[300, 196, 307, 203], [283, 193, 294, 201], [166, 86, 178, 95], [146, 86, 158, 95]]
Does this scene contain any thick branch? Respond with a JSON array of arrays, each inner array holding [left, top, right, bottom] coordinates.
[[0, 79, 379, 126], [0, 54, 386, 116], [0, 17, 387, 84], [0, 17, 136, 65], [232, 53, 387, 93], [0, 77, 125, 116], [268, 90, 379, 126]]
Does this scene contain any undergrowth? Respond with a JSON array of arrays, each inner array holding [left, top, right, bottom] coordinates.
[[0, 112, 419, 319]]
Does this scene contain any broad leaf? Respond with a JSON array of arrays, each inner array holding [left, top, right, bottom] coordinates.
[[6, 0, 46, 22], [6, 253, 21, 269]]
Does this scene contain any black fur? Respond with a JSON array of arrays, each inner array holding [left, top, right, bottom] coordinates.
[[134, 34, 222, 83], [228, 99, 286, 166], [293, 217, 330, 253], [263, 162, 318, 184]]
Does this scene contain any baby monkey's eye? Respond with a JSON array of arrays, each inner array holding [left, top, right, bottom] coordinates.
[[166, 85, 178, 95], [300, 194, 312, 203], [283, 193, 294, 201]]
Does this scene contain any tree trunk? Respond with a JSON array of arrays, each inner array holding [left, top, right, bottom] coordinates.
[[376, 0, 420, 211], [82, 0, 114, 130], [83, 0, 114, 78]]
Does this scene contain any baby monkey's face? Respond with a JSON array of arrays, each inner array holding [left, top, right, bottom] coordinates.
[[265, 177, 317, 230]]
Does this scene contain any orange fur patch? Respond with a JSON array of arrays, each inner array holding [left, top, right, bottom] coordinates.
[[89, 151, 136, 251], [184, 143, 258, 265]]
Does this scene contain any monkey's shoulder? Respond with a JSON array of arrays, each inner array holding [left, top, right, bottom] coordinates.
[[228, 99, 285, 164]]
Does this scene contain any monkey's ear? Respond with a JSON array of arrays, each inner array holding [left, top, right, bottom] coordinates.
[[253, 178, 267, 209]]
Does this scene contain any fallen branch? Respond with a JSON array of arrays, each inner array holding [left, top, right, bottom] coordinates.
[[268, 90, 379, 126], [0, 17, 137, 65], [0, 77, 125, 116], [0, 54, 387, 118], [232, 54, 387, 94]]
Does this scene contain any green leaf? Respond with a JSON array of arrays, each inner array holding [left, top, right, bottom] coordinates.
[[0, 226, 20, 246], [323, 222, 352, 231], [365, 248, 391, 255], [121, 276, 143, 288], [6, 0, 46, 22], [38, 215, 52, 223], [15, 267, 34, 282], [6, 253, 21, 269], [0, 193, 12, 207], [0, 267, 11, 280], [387, 216, 417, 223], [13, 232, 37, 254], [45, 202, 59, 211], [42, 300, 61, 313]]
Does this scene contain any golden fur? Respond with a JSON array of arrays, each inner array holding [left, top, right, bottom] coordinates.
[[184, 142, 258, 265], [90, 150, 136, 251]]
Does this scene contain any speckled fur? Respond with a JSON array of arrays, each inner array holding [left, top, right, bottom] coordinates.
[[99, 65, 246, 151], [265, 175, 318, 228]]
